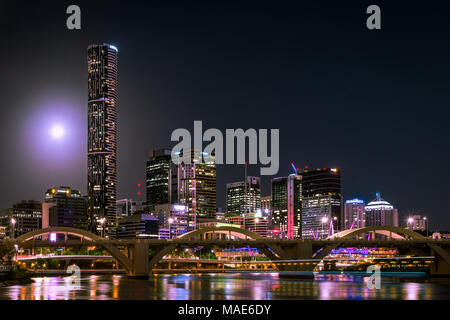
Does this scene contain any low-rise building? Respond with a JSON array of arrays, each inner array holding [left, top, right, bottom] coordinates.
[[117, 213, 159, 239]]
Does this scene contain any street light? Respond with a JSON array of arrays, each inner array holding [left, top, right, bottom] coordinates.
[[407, 217, 414, 230], [11, 218, 16, 239], [99, 218, 106, 238], [424, 217, 428, 237]]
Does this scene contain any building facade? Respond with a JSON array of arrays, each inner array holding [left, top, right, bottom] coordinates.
[[271, 174, 302, 239], [87, 43, 118, 238], [116, 199, 144, 218], [343, 198, 366, 230], [44, 186, 87, 229], [11, 200, 42, 237], [117, 214, 159, 239], [225, 215, 245, 228], [261, 195, 271, 215], [300, 168, 342, 239], [176, 149, 217, 229], [226, 176, 261, 217], [365, 193, 399, 227], [152, 203, 189, 238], [407, 215, 427, 231], [245, 214, 269, 237], [146, 149, 172, 207]]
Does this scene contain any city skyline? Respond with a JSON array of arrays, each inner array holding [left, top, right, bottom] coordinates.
[[0, 1, 449, 230]]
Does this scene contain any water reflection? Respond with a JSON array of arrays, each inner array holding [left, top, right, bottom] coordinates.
[[1, 273, 449, 300]]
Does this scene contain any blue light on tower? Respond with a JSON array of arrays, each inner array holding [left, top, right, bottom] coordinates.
[[109, 45, 118, 52]]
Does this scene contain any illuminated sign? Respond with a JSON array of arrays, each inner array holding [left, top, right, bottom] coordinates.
[[50, 233, 57, 242], [345, 198, 364, 204]]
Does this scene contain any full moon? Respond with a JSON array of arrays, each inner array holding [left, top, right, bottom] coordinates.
[[51, 125, 64, 139]]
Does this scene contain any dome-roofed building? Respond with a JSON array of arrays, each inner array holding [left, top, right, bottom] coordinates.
[[365, 193, 398, 227]]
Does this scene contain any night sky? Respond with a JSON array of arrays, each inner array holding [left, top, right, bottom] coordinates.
[[0, 1, 449, 230]]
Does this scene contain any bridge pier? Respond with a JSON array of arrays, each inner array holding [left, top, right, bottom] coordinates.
[[428, 245, 450, 276], [431, 258, 450, 276], [127, 241, 150, 279]]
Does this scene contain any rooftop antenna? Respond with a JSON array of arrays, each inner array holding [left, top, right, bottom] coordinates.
[[290, 162, 298, 174]]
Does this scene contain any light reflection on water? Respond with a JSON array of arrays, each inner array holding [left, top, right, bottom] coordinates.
[[1, 273, 449, 300]]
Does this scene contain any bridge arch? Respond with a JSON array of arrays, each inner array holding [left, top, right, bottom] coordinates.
[[178, 226, 264, 240], [327, 226, 426, 240], [314, 226, 427, 260], [14, 227, 132, 273], [16, 227, 103, 242]]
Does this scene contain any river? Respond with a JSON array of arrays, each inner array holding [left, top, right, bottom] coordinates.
[[0, 273, 449, 300]]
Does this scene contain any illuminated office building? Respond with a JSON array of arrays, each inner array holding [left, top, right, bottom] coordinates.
[[225, 215, 245, 228], [176, 149, 217, 230], [0, 226, 6, 240], [343, 198, 366, 230], [152, 203, 189, 238], [226, 176, 261, 217], [117, 214, 159, 239], [87, 43, 118, 238], [44, 186, 87, 229], [245, 213, 269, 237], [407, 214, 427, 231], [365, 193, 399, 227], [10, 200, 42, 237], [146, 149, 173, 206], [261, 195, 271, 215], [300, 168, 342, 239], [271, 174, 302, 239]]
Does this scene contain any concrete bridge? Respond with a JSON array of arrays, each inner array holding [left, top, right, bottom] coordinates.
[[1, 226, 449, 278]]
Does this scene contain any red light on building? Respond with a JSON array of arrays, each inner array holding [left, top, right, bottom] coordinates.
[[273, 229, 280, 234], [137, 183, 141, 187], [137, 191, 141, 196]]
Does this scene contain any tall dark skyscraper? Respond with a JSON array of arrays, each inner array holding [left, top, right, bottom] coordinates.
[[146, 149, 172, 207], [300, 168, 343, 239], [271, 174, 302, 239], [87, 43, 118, 238]]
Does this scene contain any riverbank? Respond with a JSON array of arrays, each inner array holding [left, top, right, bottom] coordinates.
[[0, 270, 34, 287]]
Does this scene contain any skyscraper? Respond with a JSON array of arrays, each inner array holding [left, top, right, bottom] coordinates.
[[261, 195, 271, 216], [87, 43, 118, 238], [343, 198, 366, 230], [44, 186, 88, 229], [146, 149, 172, 206], [226, 176, 261, 217], [300, 168, 342, 239], [271, 174, 302, 239], [176, 149, 217, 230], [365, 193, 399, 227]]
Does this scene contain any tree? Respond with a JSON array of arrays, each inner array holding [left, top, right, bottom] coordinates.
[[0, 243, 14, 265]]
